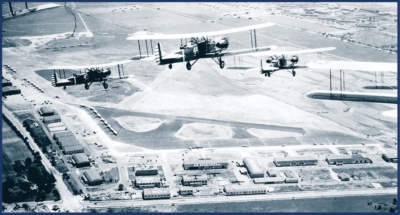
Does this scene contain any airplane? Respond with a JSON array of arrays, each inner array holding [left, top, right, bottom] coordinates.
[[234, 47, 336, 77], [126, 23, 278, 71], [48, 60, 135, 90], [305, 60, 397, 104]]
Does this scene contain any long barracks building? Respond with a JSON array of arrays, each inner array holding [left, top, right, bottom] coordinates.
[[183, 159, 228, 170]]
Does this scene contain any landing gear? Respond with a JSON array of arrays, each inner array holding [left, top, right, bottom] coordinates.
[[63, 86, 66, 90], [85, 83, 90, 90], [267, 72, 271, 77], [102, 82, 108, 89], [186, 61, 192, 71], [219, 60, 225, 69], [169, 64, 172, 69], [292, 70, 296, 77]]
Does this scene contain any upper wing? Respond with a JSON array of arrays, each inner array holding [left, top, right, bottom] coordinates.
[[242, 47, 336, 57], [126, 22, 275, 40], [48, 60, 135, 70], [306, 61, 397, 72]]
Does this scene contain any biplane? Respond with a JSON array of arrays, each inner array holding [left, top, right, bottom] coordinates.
[[235, 47, 336, 77], [126, 23, 278, 70], [49, 60, 133, 90]]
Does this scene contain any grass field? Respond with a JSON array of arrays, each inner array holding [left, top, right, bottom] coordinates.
[[2, 118, 33, 180], [101, 167, 119, 183], [296, 169, 333, 182], [332, 166, 398, 180]]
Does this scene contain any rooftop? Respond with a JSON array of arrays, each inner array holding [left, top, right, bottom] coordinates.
[[72, 153, 90, 164], [83, 169, 103, 182], [43, 115, 61, 121], [243, 157, 263, 175], [54, 131, 74, 138], [224, 185, 266, 192], [64, 145, 84, 152], [143, 188, 170, 195], [40, 106, 54, 114], [136, 176, 161, 183], [274, 156, 318, 162], [183, 159, 228, 165], [253, 177, 285, 183], [182, 175, 208, 181]]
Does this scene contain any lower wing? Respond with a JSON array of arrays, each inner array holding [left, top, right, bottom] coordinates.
[[307, 90, 397, 104]]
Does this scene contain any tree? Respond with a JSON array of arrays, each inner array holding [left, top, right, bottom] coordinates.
[[22, 203, 29, 210], [118, 184, 124, 191], [25, 157, 32, 167]]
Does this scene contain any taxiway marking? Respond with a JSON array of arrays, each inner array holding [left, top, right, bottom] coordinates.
[[77, 12, 91, 34]]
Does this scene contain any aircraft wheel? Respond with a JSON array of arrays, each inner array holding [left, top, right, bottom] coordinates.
[[219, 61, 225, 69], [267, 72, 271, 77], [293, 71, 296, 77], [186, 62, 191, 71], [85, 84, 89, 90], [169, 64, 172, 69], [103, 83, 108, 89], [63, 86, 66, 90]]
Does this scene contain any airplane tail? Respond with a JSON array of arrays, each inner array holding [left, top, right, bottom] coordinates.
[[51, 71, 57, 87], [155, 43, 164, 65]]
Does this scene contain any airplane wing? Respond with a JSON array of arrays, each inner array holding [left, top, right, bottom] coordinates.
[[212, 45, 279, 57], [48, 60, 135, 70], [242, 47, 336, 57], [306, 61, 397, 72], [307, 90, 397, 104], [130, 55, 156, 61], [126, 22, 275, 40]]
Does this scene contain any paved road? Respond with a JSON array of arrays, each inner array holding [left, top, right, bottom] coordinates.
[[81, 188, 397, 208]]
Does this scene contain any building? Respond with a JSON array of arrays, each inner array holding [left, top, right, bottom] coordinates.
[[47, 122, 65, 128], [82, 169, 104, 186], [49, 126, 67, 133], [58, 136, 79, 149], [382, 152, 397, 163], [53, 131, 74, 141], [63, 145, 84, 155], [224, 185, 266, 196], [42, 115, 61, 124], [3, 86, 21, 96], [135, 177, 162, 189], [285, 177, 300, 183], [142, 188, 171, 200], [72, 153, 90, 168], [325, 154, 372, 165], [182, 175, 208, 186], [253, 177, 285, 184], [135, 167, 158, 176], [182, 159, 228, 170], [39, 106, 54, 116], [2, 78, 12, 87], [243, 157, 264, 178], [274, 156, 318, 167], [360, 8, 379, 13], [179, 187, 193, 195], [266, 169, 278, 177], [355, 23, 377, 28], [338, 172, 350, 181]]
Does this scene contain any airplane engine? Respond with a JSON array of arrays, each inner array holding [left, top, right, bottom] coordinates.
[[291, 55, 299, 63], [216, 38, 229, 49], [266, 56, 274, 64]]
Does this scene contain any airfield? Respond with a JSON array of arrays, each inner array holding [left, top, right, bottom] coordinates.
[[2, 2, 398, 213]]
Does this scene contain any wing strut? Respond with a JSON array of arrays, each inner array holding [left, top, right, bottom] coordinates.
[[250, 30, 253, 51], [145, 40, 149, 56], [150, 39, 154, 55], [329, 69, 332, 99], [254, 29, 257, 50], [59, 70, 61, 79], [122, 64, 124, 76], [118, 64, 121, 78], [138, 40, 142, 58]]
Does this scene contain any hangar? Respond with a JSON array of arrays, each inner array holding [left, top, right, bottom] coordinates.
[[135, 176, 162, 189], [182, 175, 208, 186], [3, 86, 21, 96], [39, 106, 54, 116], [135, 167, 158, 176], [43, 115, 61, 124], [72, 153, 90, 168], [382, 151, 397, 163], [53, 130, 74, 141], [82, 169, 104, 186], [64, 145, 84, 155], [243, 157, 264, 178], [253, 177, 285, 184]]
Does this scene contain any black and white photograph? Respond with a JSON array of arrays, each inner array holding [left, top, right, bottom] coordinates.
[[2, 2, 397, 213]]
